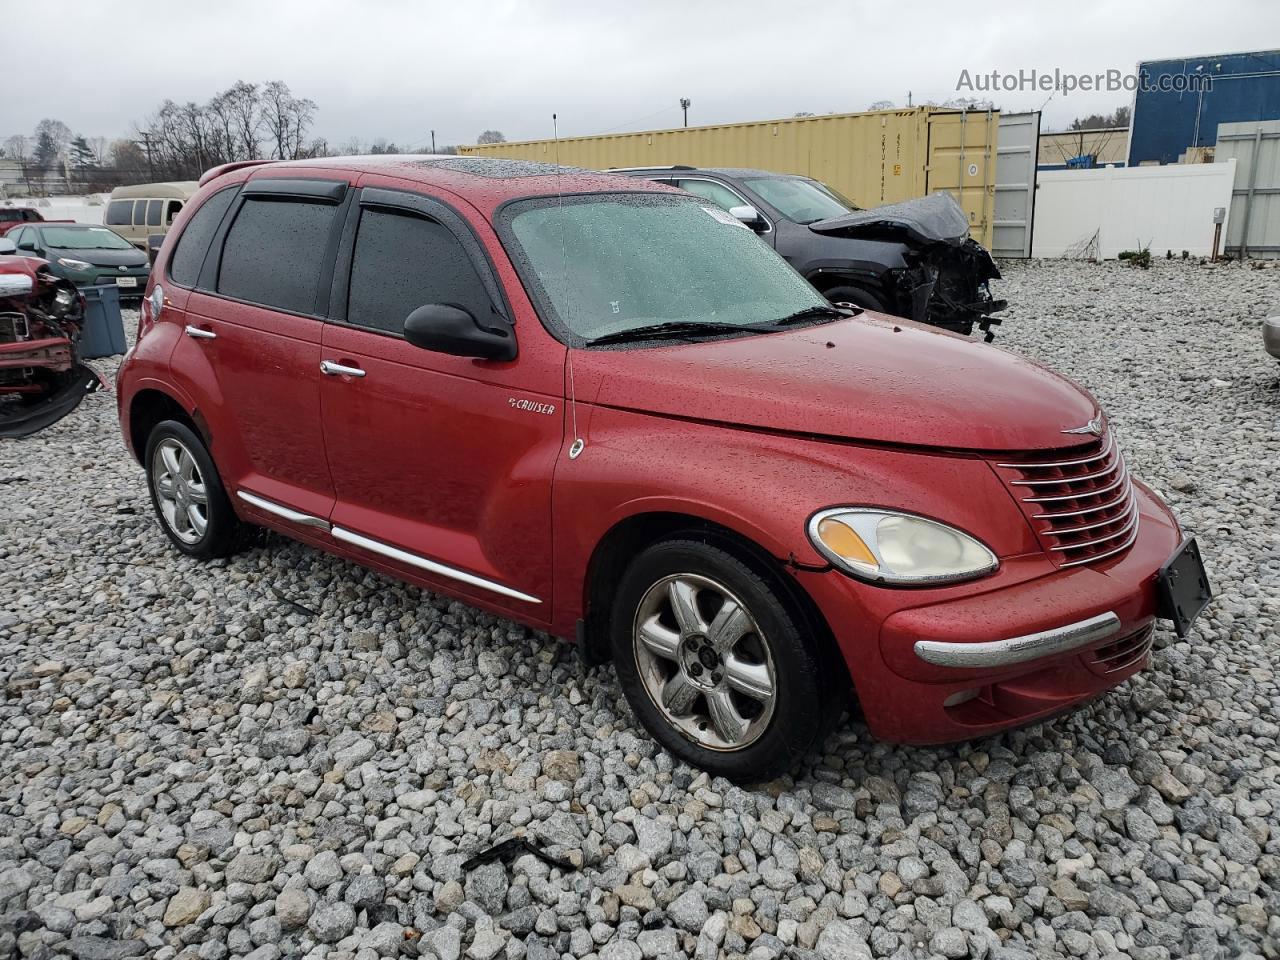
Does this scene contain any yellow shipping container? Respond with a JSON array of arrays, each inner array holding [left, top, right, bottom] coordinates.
[[460, 108, 999, 246]]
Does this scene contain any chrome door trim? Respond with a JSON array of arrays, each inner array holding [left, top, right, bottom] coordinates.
[[320, 360, 366, 377], [184, 324, 217, 339], [236, 490, 331, 530], [914, 611, 1121, 668], [330, 526, 541, 604]]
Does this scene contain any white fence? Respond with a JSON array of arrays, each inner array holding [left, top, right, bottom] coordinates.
[[1031, 161, 1236, 259]]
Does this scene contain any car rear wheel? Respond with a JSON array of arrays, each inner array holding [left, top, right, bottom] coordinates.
[[610, 539, 831, 781], [145, 420, 246, 559]]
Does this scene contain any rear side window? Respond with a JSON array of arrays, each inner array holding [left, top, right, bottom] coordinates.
[[169, 189, 237, 288], [146, 199, 163, 226], [105, 200, 132, 225], [133, 199, 148, 225], [346, 208, 493, 334], [218, 197, 338, 314]]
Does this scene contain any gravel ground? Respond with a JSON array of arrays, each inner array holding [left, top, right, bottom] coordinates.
[[1, 258, 1278, 960]]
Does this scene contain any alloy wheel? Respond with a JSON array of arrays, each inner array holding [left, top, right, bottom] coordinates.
[[152, 437, 209, 545], [631, 573, 777, 751]]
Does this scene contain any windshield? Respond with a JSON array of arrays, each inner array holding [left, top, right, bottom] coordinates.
[[743, 177, 854, 224], [42, 226, 135, 250], [504, 194, 827, 343]]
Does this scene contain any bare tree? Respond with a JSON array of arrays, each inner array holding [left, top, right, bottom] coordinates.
[[476, 130, 506, 144], [129, 79, 318, 180], [5, 135, 34, 194], [262, 81, 316, 160]]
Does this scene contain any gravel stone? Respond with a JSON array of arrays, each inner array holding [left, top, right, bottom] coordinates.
[[668, 888, 710, 932], [814, 920, 872, 959], [162, 887, 209, 927], [274, 888, 310, 929], [307, 900, 356, 942], [304, 849, 343, 888], [2, 265, 1277, 960]]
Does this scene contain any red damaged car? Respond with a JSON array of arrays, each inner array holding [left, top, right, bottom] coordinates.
[[0, 238, 101, 437], [116, 156, 1211, 779]]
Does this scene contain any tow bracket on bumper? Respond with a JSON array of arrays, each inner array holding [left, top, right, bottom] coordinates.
[[913, 610, 1121, 669]]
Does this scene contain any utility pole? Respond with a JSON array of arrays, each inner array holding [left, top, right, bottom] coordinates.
[[431, 130, 436, 153], [138, 131, 155, 181], [680, 98, 691, 128]]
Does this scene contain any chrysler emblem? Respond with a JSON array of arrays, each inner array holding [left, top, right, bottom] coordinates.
[[1062, 416, 1104, 436]]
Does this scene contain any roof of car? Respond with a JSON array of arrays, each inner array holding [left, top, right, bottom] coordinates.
[[213, 155, 675, 214], [613, 166, 801, 181]]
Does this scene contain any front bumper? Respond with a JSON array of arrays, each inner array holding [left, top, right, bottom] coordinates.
[[89, 269, 149, 297], [798, 479, 1184, 744]]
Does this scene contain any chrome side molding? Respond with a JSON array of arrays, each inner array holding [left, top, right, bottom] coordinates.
[[330, 526, 541, 604], [236, 490, 330, 530], [914, 611, 1121, 669]]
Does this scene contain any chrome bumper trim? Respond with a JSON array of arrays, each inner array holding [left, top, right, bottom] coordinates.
[[236, 490, 330, 530], [914, 611, 1121, 669], [330, 526, 541, 604]]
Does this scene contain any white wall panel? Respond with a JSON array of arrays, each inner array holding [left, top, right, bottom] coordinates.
[[1031, 161, 1236, 259]]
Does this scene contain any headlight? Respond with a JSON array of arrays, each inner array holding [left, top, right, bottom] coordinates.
[[56, 257, 93, 272], [808, 508, 998, 585]]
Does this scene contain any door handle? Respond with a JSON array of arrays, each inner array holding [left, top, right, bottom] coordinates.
[[184, 324, 216, 340], [320, 359, 366, 378]]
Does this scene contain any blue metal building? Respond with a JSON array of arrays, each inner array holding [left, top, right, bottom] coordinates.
[[1128, 49, 1280, 165]]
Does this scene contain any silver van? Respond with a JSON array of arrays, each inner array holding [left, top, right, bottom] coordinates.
[[104, 182, 198, 249]]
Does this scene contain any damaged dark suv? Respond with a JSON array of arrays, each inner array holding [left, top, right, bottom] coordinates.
[[615, 166, 1005, 339]]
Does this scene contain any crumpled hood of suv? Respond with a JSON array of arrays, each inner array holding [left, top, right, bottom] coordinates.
[[809, 191, 972, 245], [580, 313, 1099, 451]]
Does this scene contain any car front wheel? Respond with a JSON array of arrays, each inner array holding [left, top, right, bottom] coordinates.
[[610, 539, 833, 781]]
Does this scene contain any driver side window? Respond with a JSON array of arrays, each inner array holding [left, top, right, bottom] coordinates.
[[346, 207, 493, 335]]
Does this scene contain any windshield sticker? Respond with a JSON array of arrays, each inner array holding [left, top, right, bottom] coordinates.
[[701, 206, 748, 229]]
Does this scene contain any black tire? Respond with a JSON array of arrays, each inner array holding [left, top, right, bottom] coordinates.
[[610, 538, 831, 781], [822, 284, 890, 315], [144, 419, 246, 559]]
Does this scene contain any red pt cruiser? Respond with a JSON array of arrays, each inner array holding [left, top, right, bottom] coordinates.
[[116, 156, 1210, 780]]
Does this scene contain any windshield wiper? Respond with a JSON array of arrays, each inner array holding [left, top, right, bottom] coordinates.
[[774, 304, 856, 325], [585, 320, 783, 346]]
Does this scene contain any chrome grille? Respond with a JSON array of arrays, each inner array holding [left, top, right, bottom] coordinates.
[[0, 311, 28, 343], [1090, 625, 1154, 674], [993, 428, 1138, 568]]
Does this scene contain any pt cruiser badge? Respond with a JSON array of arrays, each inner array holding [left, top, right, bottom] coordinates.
[[509, 397, 556, 416]]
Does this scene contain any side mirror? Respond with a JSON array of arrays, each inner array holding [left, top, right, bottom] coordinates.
[[728, 204, 766, 232], [403, 303, 515, 361], [0, 238, 15, 255]]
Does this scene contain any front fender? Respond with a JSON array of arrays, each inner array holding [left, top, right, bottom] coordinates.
[[550, 403, 1039, 635]]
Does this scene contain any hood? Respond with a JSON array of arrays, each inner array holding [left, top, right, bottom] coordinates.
[[579, 313, 1099, 452], [49, 246, 148, 267], [809, 192, 972, 245]]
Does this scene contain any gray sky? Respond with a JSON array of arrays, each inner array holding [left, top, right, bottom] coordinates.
[[6, 0, 1277, 148]]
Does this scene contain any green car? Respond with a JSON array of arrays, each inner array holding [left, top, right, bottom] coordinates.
[[6, 222, 150, 299]]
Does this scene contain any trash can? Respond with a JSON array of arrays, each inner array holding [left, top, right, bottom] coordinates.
[[79, 284, 128, 359]]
